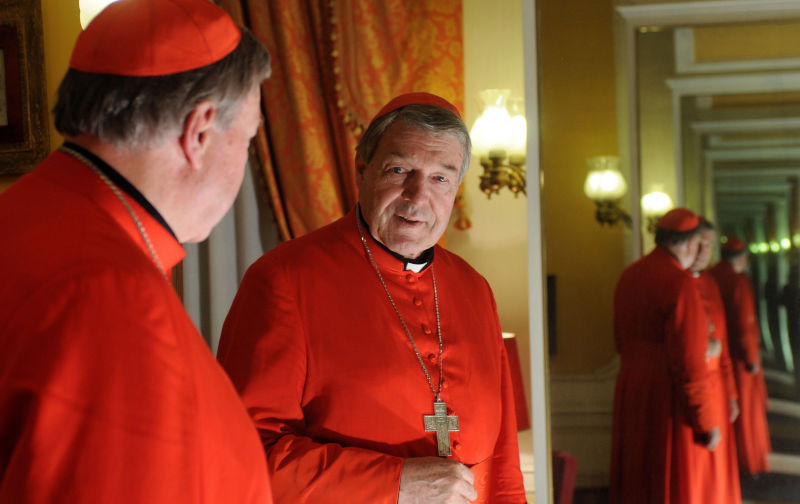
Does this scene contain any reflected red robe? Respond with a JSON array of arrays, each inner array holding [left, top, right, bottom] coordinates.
[[709, 261, 772, 475], [610, 248, 715, 504], [0, 150, 272, 503], [693, 272, 741, 503], [218, 209, 526, 504]]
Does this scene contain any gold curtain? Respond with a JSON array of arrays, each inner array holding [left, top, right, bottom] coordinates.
[[220, 0, 464, 240]]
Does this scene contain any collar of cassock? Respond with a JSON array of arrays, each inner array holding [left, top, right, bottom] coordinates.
[[63, 142, 178, 241], [357, 205, 434, 273], [56, 142, 185, 275]]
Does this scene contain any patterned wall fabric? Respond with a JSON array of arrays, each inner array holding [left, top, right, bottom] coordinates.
[[220, 0, 464, 240]]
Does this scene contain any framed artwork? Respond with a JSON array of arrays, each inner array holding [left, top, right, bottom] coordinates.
[[0, 1, 49, 175]]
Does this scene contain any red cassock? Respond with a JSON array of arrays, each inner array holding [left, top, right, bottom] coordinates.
[[218, 209, 527, 504], [0, 150, 272, 503], [692, 272, 741, 503], [709, 261, 772, 475], [610, 247, 715, 504]]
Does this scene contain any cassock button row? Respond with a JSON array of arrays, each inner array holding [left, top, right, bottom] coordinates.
[[453, 440, 461, 450], [413, 297, 422, 307], [442, 381, 449, 390], [427, 353, 437, 363], [422, 324, 432, 335], [405, 274, 416, 283]]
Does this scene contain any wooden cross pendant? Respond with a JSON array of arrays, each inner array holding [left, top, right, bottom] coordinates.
[[424, 400, 459, 456]]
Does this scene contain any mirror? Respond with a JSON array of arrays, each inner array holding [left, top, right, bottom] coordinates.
[[541, 2, 800, 501], [635, 8, 800, 501]]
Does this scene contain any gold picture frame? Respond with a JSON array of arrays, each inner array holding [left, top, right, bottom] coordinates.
[[0, 0, 49, 175]]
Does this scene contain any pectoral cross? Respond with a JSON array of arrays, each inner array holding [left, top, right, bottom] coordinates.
[[424, 400, 459, 456]]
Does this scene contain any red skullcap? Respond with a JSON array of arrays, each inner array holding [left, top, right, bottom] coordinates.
[[722, 236, 747, 253], [657, 207, 700, 232], [370, 92, 462, 124], [70, 0, 241, 77]]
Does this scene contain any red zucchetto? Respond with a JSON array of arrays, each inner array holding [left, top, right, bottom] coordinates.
[[371, 92, 462, 123], [722, 236, 747, 253], [657, 207, 700, 232], [70, 0, 241, 77]]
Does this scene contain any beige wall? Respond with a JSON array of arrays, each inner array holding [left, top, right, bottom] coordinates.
[[539, 0, 623, 374], [41, 0, 81, 153], [452, 0, 530, 401]]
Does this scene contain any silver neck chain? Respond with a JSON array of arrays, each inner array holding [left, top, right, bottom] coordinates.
[[59, 145, 167, 278], [356, 215, 444, 401]]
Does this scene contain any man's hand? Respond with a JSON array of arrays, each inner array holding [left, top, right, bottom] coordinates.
[[704, 426, 722, 451], [398, 457, 477, 504], [729, 398, 740, 423], [705, 337, 722, 362]]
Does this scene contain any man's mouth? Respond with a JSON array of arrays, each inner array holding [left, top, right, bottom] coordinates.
[[396, 214, 422, 225]]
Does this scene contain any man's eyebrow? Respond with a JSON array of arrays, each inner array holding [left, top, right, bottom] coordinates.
[[385, 152, 459, 172]]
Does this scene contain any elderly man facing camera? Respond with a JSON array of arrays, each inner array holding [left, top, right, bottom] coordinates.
[[0, 0, 272, 501], [218, 93, 527, 504]]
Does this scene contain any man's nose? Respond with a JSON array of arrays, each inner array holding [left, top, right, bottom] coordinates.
[[402, 172, 428, 202]]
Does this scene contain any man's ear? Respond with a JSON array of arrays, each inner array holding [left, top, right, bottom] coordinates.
[[180, 101, 216, 170]]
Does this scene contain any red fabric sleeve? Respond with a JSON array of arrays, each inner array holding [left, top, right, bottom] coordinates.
[[486, 296, 528, 503], [720, 329, 738, 401], [0, 268, 257, 503], [734, 276, 761, 366], [667, 278, 715, 434], [218, 261, 404, 504]]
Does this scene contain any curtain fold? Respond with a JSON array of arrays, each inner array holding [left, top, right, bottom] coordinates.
[[219, 0, 464, 239]]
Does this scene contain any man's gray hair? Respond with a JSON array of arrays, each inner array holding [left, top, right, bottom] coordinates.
[[355, 104, 471, 183], [53, 27, 270, 149]]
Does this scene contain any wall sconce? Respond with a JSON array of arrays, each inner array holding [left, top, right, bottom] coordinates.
[[79, 0, 120, 29], [470, 89, 527, 198], [583, 155, 631, 227], [641, 190, 673, 234]]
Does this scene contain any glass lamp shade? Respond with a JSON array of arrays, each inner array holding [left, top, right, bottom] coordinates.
[[641, 191, 673, 217], [80, 0, 120, 29], [507, 98, 527, 159], [470, 89, 513, 159], [583, 156, 626, 201]]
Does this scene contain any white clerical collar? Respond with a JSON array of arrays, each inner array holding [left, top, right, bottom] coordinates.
[[405, 261, 428, 273], [357, 205, 435, 272]]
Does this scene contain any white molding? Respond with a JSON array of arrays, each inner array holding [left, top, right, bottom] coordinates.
[[550, 359, 618, 487], [615, 0, 800, 234], [674, 26, 800, 74], [692, 117, 800, 134], [768, 452, 800, 475], [708, 136, 800, 149], [705, 146, 800, 161], [769, 398, 800, 418], [523, 0, 551, 502], [666, 72, 800, 96], [617, 1, 800, 27], [674, 28, 696, 74]]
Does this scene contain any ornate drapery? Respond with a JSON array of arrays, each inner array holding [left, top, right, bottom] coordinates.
[[219, 0, 464, 240]]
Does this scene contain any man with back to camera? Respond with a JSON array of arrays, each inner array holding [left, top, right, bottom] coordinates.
[[0, 0, 273, 501], [687, 219, 741, 503], [218, 92, 527, 504], [610, 208, 720, 504], [710, 237, 772, 475]]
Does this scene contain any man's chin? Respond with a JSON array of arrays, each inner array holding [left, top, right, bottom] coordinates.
[[382, 236, 435, 259]]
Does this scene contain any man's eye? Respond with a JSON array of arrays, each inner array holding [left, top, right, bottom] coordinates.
[[435, 175, 448, 183], [391, 167, 404, 174]]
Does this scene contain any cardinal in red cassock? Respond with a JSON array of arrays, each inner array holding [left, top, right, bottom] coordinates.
[[710, 237, 772, 475], [0, 1, 272, 501], [218, 93, 527, 504], [610, 208, 719, 504]]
